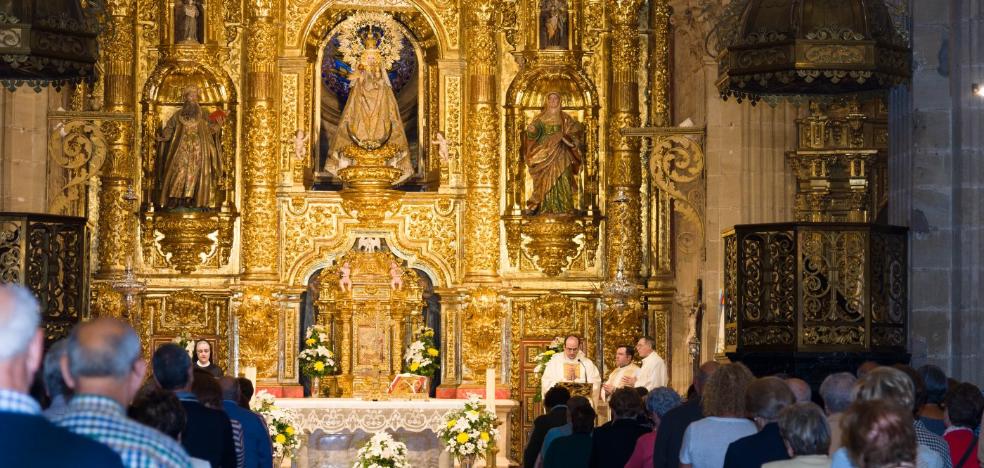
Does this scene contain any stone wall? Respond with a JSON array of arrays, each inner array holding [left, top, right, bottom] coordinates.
[[0, 88, 68, 213]]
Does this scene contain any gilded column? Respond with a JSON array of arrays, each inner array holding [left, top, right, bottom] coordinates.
[[462, 2, 501, 283], [648, 0, 672, 128], [240, 2, 279, 280], [96, 0, 137, 278], [605, 0, 645, 279]]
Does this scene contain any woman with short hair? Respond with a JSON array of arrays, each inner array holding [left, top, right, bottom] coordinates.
[[842, 400, 917, 468], [764, 402, 831, 467]]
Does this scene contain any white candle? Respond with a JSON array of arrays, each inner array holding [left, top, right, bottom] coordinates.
[[243, 366, 257, 390], [485, 368, 496, 412]]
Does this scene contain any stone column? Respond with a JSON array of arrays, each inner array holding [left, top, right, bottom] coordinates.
[[462, 2, 501, 284], [240, 2, 279, 281], [96, 0, 137, 278], [605, 0, 644, 279]]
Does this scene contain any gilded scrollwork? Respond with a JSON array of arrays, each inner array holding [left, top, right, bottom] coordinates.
[[237, 286, 281, 379], [650, 133, 706, 257], [460, 287, 503, 382]]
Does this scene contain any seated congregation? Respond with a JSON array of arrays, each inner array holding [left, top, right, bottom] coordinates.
[[526, 360, 983, 468], [0, 284, 272, 468]]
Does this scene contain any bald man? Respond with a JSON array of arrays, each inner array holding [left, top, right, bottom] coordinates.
[[0, 284, 123, 468], [784, 377, 812, 403], [53, 317, 192, 467]]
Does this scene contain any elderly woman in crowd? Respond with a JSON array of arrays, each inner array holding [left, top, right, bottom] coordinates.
[[680, 362, 757, 468], [723, 376, 797, 468], [624, 387, 682, 468], [842, 400, 917, 468], [764, 402, 831, 468]]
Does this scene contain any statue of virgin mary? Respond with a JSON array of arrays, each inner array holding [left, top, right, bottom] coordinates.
[[325, 35, 412, 183]]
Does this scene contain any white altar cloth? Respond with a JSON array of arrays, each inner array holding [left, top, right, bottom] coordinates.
[[275, 398, 518, 468]]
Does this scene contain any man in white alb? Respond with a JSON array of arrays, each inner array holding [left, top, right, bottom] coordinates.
[[621, 336, 667, 390], [601, 345, 639, 400], [540, 335, 601, 401]]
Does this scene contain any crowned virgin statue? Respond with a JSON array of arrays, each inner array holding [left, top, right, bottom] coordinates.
[[524, 92, 584, 215], [325, 31, 412, 184]]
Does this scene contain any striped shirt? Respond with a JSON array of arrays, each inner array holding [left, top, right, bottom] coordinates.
[[53, 394, 193, 468]]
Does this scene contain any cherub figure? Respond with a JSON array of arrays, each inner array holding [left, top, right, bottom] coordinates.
[[389, 261, 403, 291], [339, 262, 352, 292], [431, 130, 450, 162], [293, 129, 308, 160]]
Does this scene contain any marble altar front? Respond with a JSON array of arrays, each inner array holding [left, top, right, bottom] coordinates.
[[276, 398, 519, 468]]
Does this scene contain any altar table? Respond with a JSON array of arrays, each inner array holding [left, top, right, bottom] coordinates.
[[275, 398, 519, 468]]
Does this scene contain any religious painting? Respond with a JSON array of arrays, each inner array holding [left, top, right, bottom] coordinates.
[[174, 0, 204, 44], [523, 92, 584, 215], [356, 324, 387, 369], [539, 0, 569, 50], [317, 13, 421, 189]]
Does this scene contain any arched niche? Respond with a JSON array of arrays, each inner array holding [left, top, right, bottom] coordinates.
[[298, 6, 447, 192]]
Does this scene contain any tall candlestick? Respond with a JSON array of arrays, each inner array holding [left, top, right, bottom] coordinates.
[[485, 368, 496, 412]]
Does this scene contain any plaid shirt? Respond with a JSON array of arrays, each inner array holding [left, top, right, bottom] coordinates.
[[52, 394, 193, 468], [0, 389, 42, 415], [916, 419, 953, 468]]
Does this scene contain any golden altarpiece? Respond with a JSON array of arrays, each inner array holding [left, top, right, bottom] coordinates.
[[41, 0, 708, 459]]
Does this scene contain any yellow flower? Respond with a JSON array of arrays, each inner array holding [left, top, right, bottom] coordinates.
[[275, 434, 287, 444], [427, 348, 439, 357], [447, 419, 457, 429], [544, 350, 556, 355], [456, 433, 470, 444], [285, 426, 295, 435], [313, 361, 325, 372], [480, 432, 490, 442], [409, 362, 420, 372], [305, 338, 316, 346]]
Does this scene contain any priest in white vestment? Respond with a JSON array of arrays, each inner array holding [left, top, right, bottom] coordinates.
[[540, 335, 601, 400], [621, 336, 667, 390], [601, 345, 640, 400]]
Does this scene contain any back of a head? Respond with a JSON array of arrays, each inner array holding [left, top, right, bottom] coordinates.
[[610, 386, 644, 419], [746, 377, 796, 422], [842, 400, 916, 468], [192, 369, 222, 408], [855, 367, 915, 413], [219, 376, 240, 402], [943, 382, 984, 429], [856, 361, 879, 379], [891, 365, 927, 410], [917, 365, 948, 405], [570, 404, 596, 434], [819, 372, 857, 414], [42, 339, 71, 399], [778, 402, 830, 456], [129, 386, 187, 440], [0, 284, 40, 361], [153, 343, 192, 390], [646, 387, 682, 418], [694, 361, 720, 395], [702, 362, 754, 417], [237, 377, 254, 408], [544, 386, 571, 409], [66, 317, 141, 380], [785, 378, 812, 403], [567, 395, 591, 413]]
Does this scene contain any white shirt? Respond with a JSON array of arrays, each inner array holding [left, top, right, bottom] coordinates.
[[680, 417, 758, 468], [602, 363, 639, 399], [540, 352, 601, 399], [635, 351, 667, 390]]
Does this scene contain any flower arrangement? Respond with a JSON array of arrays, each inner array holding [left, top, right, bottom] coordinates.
[[353, 431, 411, 468], [171, 332, 194, 357], [402, 326, 439, 378], [299, 325, 337, 378], [531, 337, 564, 402], [252, 390, 300, 460], [437, 395, 498, 462]]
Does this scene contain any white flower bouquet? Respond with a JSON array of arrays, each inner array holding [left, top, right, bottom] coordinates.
[[171, 332, 194, 356], [353, 431, 411, 468], [402, 326, 439, 378], [531, 337, 564, 402], [299, 325, 337, 378], [437, 395, 498, 463], [251, 390, 300, 460]]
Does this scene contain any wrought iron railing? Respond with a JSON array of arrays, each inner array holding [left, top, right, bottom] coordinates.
[[722, 223, 907, 354], [0, 213, 88, 345]]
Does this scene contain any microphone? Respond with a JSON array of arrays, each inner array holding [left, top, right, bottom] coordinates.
[[577, 358, 588, 383]]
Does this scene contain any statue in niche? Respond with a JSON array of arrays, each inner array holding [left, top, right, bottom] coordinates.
[[524, 92, 584, 215], [175, 0, 203, 44], [325, 30, 412, 183], [157, 86, 225, 210], [539, 0, 569, 50]]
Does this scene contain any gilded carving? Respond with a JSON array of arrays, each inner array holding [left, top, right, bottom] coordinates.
[[650, 133, 706, 257], [237, 286, 281, 379], [461, 287, 503, 382]]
